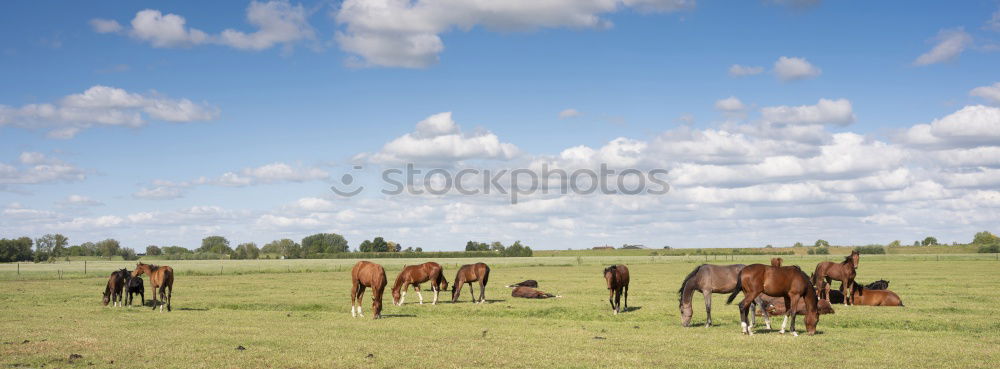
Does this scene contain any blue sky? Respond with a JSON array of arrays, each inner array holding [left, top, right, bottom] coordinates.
[[2, 0, 999, 251]]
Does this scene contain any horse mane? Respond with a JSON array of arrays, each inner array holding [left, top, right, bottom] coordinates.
[[603, 265, 617, 275], [677, 264, 705, 303], [841, 254, 853, 264], [392, 267, 408, 291]]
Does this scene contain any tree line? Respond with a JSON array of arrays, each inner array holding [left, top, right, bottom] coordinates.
[[0, 234, 139, 262], [464, 240, 533, 257]]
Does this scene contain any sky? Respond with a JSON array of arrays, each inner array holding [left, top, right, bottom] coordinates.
[[2, 0, 1000, 251]]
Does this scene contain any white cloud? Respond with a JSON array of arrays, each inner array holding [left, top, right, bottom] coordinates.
[[217, 163, 330, 187], [913, 28, 971, 66], [773, 56, 821, 81], [0, 85, 217, 138], [728, 64, 764, 77], [63, 195, 104, 207], [714, 96, 746, 112], [105, 1, 314, 51], [0, 152, 85, 185], [333, 0, 693, 68], [558, 108, 582, 119], [987, 9, 1000, 31], [366, 112, 519, 164], [898, 105, 1000, 148], [133, 186, 185, 200], [760, 98, 855, 126], [970, 82, 1000, 105], [89, 19, 122, 33]]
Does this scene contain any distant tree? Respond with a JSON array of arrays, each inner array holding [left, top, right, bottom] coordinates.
[[793, 242, 804, 248], [0, 237, 35, 262], [887, 240, 901, 248], [146, 245, 162, 256], [95, 239, 121, 259], [913, 241, 920, 246], [465, 241, 489, 251], [372, 237, 389, 252], [972, 231, 999, 245], [765, 245, 773, 248], [262, 239, 300, 259], [162, 246, 192, 255], [386, 241, 402, 252], [120, 247, 139, 261], [245, 243, 260, 259], [81, 242, 98, 256], [490, 241, 505, 252], [921, 237, 938, 246], [502, 240, 532, 257], [198, 236, 232, 256], [814, 239, 830, 248], [415, 247, 423, 252], [358, 240, 374, 252], [302, 233, 349, 256], [404, 246, 414, 252], [663, 245, 672, 250]]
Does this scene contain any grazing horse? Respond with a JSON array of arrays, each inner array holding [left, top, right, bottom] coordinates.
[[511, 286, 560, 299], [132, 263, 174, 312], [678, 264, 744, 327], [850, 284, 904, 306], [865, 279, 890, 290], [505, 280, 538, 288], [451, 263, 490, 303], [391, 262, 448, 306], [124, 273, 145, 307], [812, 251, 860, 305], [727, 264, 820, 336], [351, 261, 387, 319], [102, 269, 127, 307], [604, 265, 630, 315]]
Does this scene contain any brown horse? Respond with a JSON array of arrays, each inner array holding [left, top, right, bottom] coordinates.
[[351, 261, 387, 319], [132, 263, 173, 312], [849, 284, 904, 306], [770, 258, 783, 267], [812, 250, 860, 305], [391, 262, 448, 306], [102, 269, 127, 307], [727, 264, 819, 336], [756, 294, 834, 322], [451, 263, 490, 303], [604, 265, 630, 315], [511, 286, 560, 299], [678, 264, 744, 327]]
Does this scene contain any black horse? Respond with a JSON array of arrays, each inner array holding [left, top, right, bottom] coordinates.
[[505, 280, 538, 288], [124, 273, 145, 307], [865, 279, 890, 290]]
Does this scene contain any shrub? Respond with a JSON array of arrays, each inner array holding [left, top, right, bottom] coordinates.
[[855, 245, 886, 254], [978, 244, 1000, 253]]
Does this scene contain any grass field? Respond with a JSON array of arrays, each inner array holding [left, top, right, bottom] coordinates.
[[1, 256, 998, 368]]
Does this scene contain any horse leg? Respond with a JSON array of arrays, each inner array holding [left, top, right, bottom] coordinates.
[[415, 285, 424, 305], [703, 290, 713, 327], [350, 282, 359, 317], [478, 280, 486, 303], [357, 286, 366, 317], [839, 280, 848, 306], [779, 296, 791, 334], [139, 289, 144, 307], [608, 288, 615, 311], [624, 283, 629, 310], [614, 288, 622, 315], [150, 284, 158, 311], [738, 292, 759, 335], [432, 284, 439, 305], [159, 286, 166, 313], [788, 295, 801, 336], [468, 282, 476, 303], [166, 284, 172, 312]]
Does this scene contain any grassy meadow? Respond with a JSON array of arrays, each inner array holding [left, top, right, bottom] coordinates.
[[1, 255, 998, 368]]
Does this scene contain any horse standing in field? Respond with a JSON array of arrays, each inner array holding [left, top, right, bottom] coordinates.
[[511, 286, 560, 299], [102, 269, 127, 307], [849, 284, 904, 306], [812, 250, 860, 305], [351, 261, 387, 319], [124, 273, 144, 307], [727, 264, 820, 336], [132, 263, 174, 312], [604, 265, 630, 315], [678, 264, 744, 327], [451, 263, 490, 303], [391, 262, 448, 306]]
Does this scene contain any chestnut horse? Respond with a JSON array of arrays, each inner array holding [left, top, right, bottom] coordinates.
[[727, 264, 819, 336], [351, 261, 387, 319], [132, 263, 173, 312], [812, 250, 860, 305], [102, 269, 127, 307], [451, 263, 490, 303], [511, 286, 560, 299], [678, 264, 743, 327], [849, 284, 904, 306], [604, 264, 630, 315], [391, 262, 448, 305]]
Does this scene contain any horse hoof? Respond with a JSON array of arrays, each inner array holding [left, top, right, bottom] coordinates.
[[792, 332, 799, 337]]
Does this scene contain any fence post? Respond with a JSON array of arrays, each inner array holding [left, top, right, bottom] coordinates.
[[17, 263, 19, 275], [84, 260, 87, 275]]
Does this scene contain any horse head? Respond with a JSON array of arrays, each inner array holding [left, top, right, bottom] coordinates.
[[849, 250, 860, 268], [131, 263, 146, 277], [603, 266, 618, 290]]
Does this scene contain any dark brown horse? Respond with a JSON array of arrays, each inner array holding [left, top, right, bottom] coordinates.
[[812, 250, 860, 305], [511, 286, 560, 299], [604, 264, 630, 315], [451, 263, 490, 303], [102, 269, 127, 307], [391, 262, 448, 306], [849, 283, 904, 306], [124, 273, 144, 307], [351, 261, 387, 319], [678, 264, 744, 327], [132, 263, 173, 312], [506, 280, 538, 288], [727, 264, 819, 336]]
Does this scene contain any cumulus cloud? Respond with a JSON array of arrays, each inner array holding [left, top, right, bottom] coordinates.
[[987, 9, 1000, 31], [364, 112, 519, 164], [133, 186, 185, 200], [970, 82, 1000, 105], [133, 162, 330, 199], [913, 28, 971, 66], [0, 152, 85, 186], [558, 108, 582, 119], [333, 0, 694, 68], [773, 56, 821, 81], [0, 85, 217, 138], [760, 98, 855, 126], [714, 96, 746, 113], [62, 195, 104, 207], [728, 64, 764, 77], [898, 105, 1000, 148], [99, 1, 314, 51]]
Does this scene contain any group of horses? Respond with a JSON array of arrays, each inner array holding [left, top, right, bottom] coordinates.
[[350, 261, 491, 319], [679, 252, 904, 336], [101, 262, 174, 312]]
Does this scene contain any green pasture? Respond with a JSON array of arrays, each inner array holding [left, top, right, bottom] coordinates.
[[1, 256, 997, 368]]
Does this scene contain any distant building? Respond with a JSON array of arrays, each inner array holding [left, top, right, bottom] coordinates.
[[622, 244, 647, 249]]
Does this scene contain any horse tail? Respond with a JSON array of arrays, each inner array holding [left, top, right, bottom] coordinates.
[[677, 264, 704, 306], [481, 265, 490, 286], [726, 269, 744, 305]]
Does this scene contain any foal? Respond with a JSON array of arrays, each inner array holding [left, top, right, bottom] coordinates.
[[391, 262, 448, 305], [813, 251, 860, 305], [451, 263, 490, 303], [604, 265, 630, 315]]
